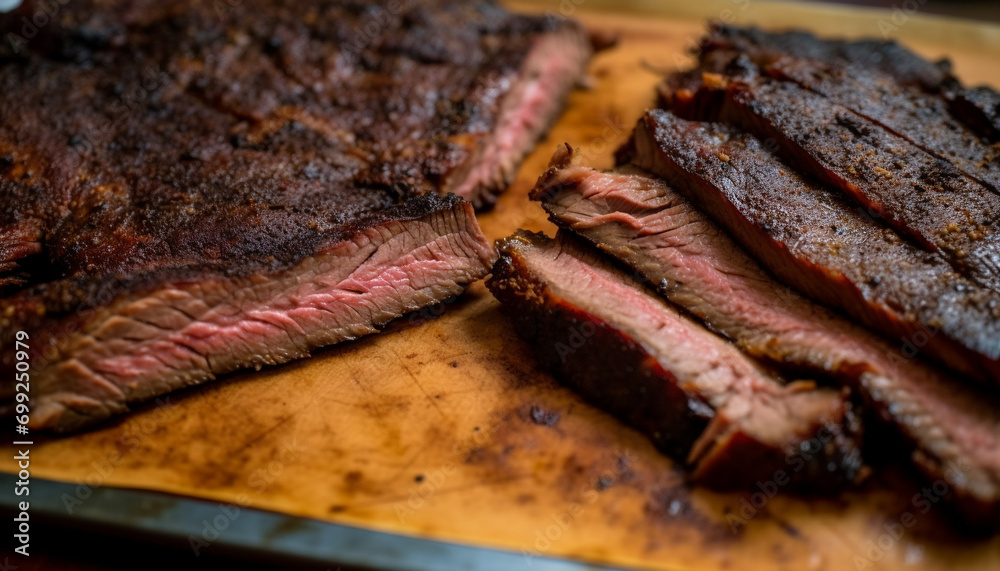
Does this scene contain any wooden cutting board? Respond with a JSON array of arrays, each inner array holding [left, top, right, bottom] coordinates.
[[6, 2, 1000, 569]]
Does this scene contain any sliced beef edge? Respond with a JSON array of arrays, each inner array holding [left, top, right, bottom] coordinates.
[[666, 68, 1000, 294], [487, 229, 862, 492], [623, 109, 1000, 386], [531, 146, 1000, 525], [2, 197, 494, 432], [0, 0, 598, 432], [443, 22, 594, 209]]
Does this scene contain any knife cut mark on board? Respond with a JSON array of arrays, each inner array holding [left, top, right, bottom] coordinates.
[[348, 369, 395, 421], [391, 347, 448, 420], [230, 413, 297, 457]]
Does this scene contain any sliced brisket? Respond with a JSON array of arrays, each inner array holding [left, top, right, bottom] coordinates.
[[2, 194, 495, 432], [702, 24, 1000, 142], [488, 229, 862, 492], [0, 0, 593, 430], [0, 0, 593, 212], [532, 146, 1000, 523], [672, 76, 1000, 292], [700, 24, 955, 93], [698, 53, 1000, 195], [623, 110, 1000, 384]]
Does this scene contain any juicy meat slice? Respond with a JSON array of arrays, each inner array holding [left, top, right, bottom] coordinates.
[[0, 0, 592, 430], [532, 146, 1000, 523], [623, 110, 1000, 385], [1, 195, 495, 432], [441, 24, 593, 208], [674, 77, 1000, 292], [488, 230, 862, 492]]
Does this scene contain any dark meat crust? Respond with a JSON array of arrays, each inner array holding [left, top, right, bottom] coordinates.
[[692, 38, 1000, 195], [672, 76, 1000, 292], [702, 23, 1000, 143], [626, 110, 1000, 385], [531, 147, 1000, 525], [489, 231, 714, 462], [0, 0, 590, 430], [0, 192, 465, 337], [488, 229, 863, 493], [6, 194, 494, 431], [701, 23, 955, 92], [0, 0, 586, 289], [949, 86, 1000, 141]]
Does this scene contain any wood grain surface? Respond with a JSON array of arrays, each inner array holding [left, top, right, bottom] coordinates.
[[5, 2, 1000, 569]]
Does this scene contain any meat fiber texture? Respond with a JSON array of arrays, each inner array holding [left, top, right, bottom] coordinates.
[[602, 24, 1000, 523], [625, 110, 1000, 386], [488, 229, 863, 493], [0, 0, 597, 431], [532, 145, 1000, 525], [658, 25, 1000, 386], [479, 23, 1000, 525]]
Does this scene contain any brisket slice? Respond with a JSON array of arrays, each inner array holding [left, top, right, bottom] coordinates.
[[532, 146, 1000, 523], [693, 37, 1000, 195], [0, 0, 593, 280], [702, 24, 1000, 142], [623, 110, 1000, 385], [672, 76, 1000, 292], [700, 23, 955, 93], [0, 0, 594, 430], [440, 23, 593, 208], [488, 230, 862, 492], [1, 194, 494, 432]]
